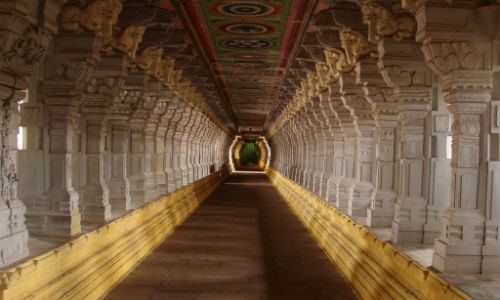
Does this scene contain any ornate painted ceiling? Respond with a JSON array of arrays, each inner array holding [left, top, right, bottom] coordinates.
[[172, 0, 318, 133]]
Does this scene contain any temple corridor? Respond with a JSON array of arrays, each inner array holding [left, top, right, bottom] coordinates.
[[104, 172, 357, 300], [0, 0, 499, 299]]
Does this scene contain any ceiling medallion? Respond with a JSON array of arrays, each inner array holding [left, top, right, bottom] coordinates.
[[210, 1, 282, 18], [228, 71, 269, 76], [225, 61, 271, 69], [217, 22, 277, 35], [224, 52, 272, 60], [236, 77, 262, 83], [220, 38, 275, 50]]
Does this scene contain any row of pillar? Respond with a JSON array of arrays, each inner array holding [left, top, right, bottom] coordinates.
[[269, 1, 499, 274]]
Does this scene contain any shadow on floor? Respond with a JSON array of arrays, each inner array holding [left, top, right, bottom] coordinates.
[[105, 172, 357, 300], [236, 164, 264, 172]]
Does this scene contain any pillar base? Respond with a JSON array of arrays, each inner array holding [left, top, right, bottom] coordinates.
[[348, 181, 374, 225], [337, 177, 356, 215], [144, 173, 158, 202], [391, 197, 427, 243], [0, 205, 29, 267], [129, 176, 147, 209], [326, 175, 342, 207], [108, 179, 131, 218], [80, 203, 112, 225], [432, 209, 498, 273], [433, 239, 483, 273], [367, 190, 396, 228], [26, 210, 81, 238]]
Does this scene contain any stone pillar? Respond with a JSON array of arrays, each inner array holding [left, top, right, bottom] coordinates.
[[309, 96, 326, 197], [423, 84, 452, 243], [433, 70, 493, 272], [80, 105, 111, 228], [155, 100, 173, 196], [335, 91, 358, 214], [0, 88, 29, 265], [128, 116, 147, 208], [318, 90, 337, 200], [0, 0, 64, 262], [302, 103, 316, 191], [392, 96, 430, 243], [402, 0, 499, 273], [33, 33, 102, 238], [142, 92, 160, 202], [107, 116, 131, 218], [368, 103, 399, 228], [326, 85, 346, 208], [341, 83, 377, 225], [177, 106, 193, 188]]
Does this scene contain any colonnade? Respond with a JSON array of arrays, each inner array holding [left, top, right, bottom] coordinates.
[[0, 0, 232, 268], [268, 1, 499, 274]]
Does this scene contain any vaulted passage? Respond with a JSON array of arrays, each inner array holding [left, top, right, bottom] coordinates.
[[0, 0, 499, 299], [105, 172, 357, 300]]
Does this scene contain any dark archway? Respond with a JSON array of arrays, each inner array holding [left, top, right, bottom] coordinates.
[[240, 142, 260, 166]]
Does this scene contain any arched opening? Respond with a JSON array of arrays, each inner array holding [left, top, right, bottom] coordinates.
[[240, 142, 260, 166]]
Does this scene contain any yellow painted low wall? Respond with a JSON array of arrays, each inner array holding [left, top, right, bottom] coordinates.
[[0, 168, 229, 300], [266, 168, 471, 300]]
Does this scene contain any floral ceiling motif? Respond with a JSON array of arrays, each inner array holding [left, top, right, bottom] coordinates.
[[174, 0, 316, 130]]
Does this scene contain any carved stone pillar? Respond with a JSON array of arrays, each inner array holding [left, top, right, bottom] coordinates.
[[368, 103, 399, 228], [128, 116, 147, 208], [392, 96, 430, 243], [176, 106, 193, 188], [423, 85, 452, 243], [105, 61, 133, 219], [80, 102, 111, 228], [172, 104, 190, 189], [325, 85, 346, 208], [309, 96, 326, 197], [0, 0, 63, 262], [80, 54, 129, 226], [3, 0, 64, 258], [433, 70, 493, 272], [0, 90, 29, 265], [341, 80, 377, 225], [30, 33, 102, 238], [155, 99, 175, 196], [142, 92, 160, 203], [302, 102, 317, 191], [107, 116, 130, 218], [334, 91, 358, 214], [408, 1, 500, 272]]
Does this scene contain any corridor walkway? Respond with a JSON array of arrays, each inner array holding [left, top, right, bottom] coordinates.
[[105, 172, 357, 300]]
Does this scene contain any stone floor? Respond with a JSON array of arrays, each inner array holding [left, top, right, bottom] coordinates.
[[370, 228, 500, 300], [105, 172, 357, 300]]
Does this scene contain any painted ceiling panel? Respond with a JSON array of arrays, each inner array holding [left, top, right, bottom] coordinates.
[[174, 0, 316, 132]]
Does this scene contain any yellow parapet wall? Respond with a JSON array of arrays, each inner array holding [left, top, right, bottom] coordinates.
[[266, 168, 471, 300], [0, 167, 229, 300]]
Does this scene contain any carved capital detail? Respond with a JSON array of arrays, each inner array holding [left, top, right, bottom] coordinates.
[[133, 46, 164, 76], [420, 41, 479, 76], [101, 24, 146, 59], [340, 30, 378, 65], [324, 48, 354, 77], [62, 0, 123, 38], [0, 23, 52, 68], [362, 1, 415, 42]]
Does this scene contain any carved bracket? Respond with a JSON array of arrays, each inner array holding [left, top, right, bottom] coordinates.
[[340, 30, 378, 65], [361, 2, 415, 42], [62, 0, 123, 38]]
